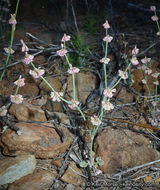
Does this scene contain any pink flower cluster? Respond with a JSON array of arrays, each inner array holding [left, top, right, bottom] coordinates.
[[130, 46, 139, 65], [29, 67, 45, 79], [14, 75, 25, 87], [68, 99, 79, 110], [10, 94, 23, 104], [68, 65, 80, 74], [22, 52, 34, 65], [57, 34, 71, 57], [50, 91, 63, 102]]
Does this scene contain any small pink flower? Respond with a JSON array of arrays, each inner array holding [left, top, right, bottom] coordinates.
[[152, 72, 160, 78], [157, 32, 160, 36], [22, 52, 34, 65], [20, 39, 29, 52], [10, 94, 23, 104], [100, 57, 110, 64], [103, 20, 110, 29], [103, 35, 113, 43], [57, 48, 68, 57], [118, 70, 128, 79], [68, 99, 79, 110], [50, 91, 63, 102], [61, 33, 71, 42], [142, 79, 147, 84], [150, 6, 156, 12], [91, 115, 101, 126], [103, 88, 116, 98], [131, 56, 139, 65], [0, 106, 7, 116], [9, 14, 17, 25], [144, 68, 152, 75], [4, 47, 15, 54], [151, 15, 158, 21], [132, 46, 139, 55], [141, 57, 151, 64], [153, 81, 159, 85], [29, 67, 45, 79], [137, 65, 147, 71], [68, 66, 80, 74], [14, 75, 25, 87], [17, 130, 22, 136], [102, 100, 114, 111]]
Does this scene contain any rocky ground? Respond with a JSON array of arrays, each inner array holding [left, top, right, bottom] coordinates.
[[0, 0, 160, 190]]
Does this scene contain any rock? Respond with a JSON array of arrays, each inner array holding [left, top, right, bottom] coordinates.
[[116, 86, 135, 103], [0, 154, 36, 185], [51, 158, 64, 168], [6, 64, 26, 82], [0, 80, 13, 96], [0, 122, 73, 159], [94, 128, 160, 175], [9, 100, 47, 121], [67, 72, 97, 104], [8, 169, 57, 190], [18, 77, 39, 97], [33, 55, 46, 65], [61, 162, 82, 186], [39, 76, 62, 93], [65, 184, 75, 190]]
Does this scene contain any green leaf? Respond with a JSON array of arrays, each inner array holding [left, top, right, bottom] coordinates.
[[96, 157, 104, 166], [79, 161, 89, 168]]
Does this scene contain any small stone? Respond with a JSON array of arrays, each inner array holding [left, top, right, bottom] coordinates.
[[61, 162, 82, 186], [65, 184, 75, 190], [8, 169, 57, 190], [0, 154, 36, 185], [9, 100, 47, 121], [51, 158, 64, 167]]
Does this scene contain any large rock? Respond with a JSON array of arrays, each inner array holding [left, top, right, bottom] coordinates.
[[67, 72, 97, 104], [94, 128, 160, 175], [9, 100, 47, 121], [0, 154, 36, 185], [0, 122, 73, 159], [8, 169, 57, 190]]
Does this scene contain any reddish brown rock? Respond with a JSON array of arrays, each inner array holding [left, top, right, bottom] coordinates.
[[116, 86, 135, 103], [18, 77, 39, 97], [8, 169, 57, 190], [33, 55, 46, 65], [9, 100, 47, 121], [0, 80, 13, 96], [94, 128, 159, 175], [61, 162, 82, 186], [51, 158, 64, 168], [39, 76, 62, 93], [0, 122, 73, 159], [67, 72, 97, 104]]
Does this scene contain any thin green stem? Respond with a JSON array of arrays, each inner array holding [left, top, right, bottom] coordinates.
[[72, 74, 76, 100], [0, 0, 20, 81], [112, 61, 131, 89]]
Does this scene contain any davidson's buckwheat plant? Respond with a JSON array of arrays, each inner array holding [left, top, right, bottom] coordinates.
[[1, 1, 159, 177]]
